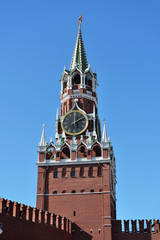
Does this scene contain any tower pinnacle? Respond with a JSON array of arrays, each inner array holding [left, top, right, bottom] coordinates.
[[70, 16, 88, 72], [39, 123, 46, 146]]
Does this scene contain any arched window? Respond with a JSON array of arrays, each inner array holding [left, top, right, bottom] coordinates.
[[92, 145, 101, 157], [81, 146, 85, 153], [62, 190, 66, 194], [90, 189, 94, 193], [71, 190, 76, 193], [53, 191, 57, 194], [71, 167, 75, 178], [89, 166, 93, 177], [80, 167, 84, 177], [80, 189, 85, 193], [98, 166, 102, 176], [61, 147, 70, 159], [53, 168, 58, 178], [77, 145, 87, 158], [73, 74, 80, 84], [62, 167, 66, 178], [46, 146, 56, 160]]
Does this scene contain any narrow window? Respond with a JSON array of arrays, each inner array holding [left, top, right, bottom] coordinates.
[[73, 210, 76, 216], [73, 74, 80, 84], [80, 189, 85, 193], [53, 168, 58, 178], [71, 167, 75, 178], [89, 166, 93, 177], [62, 167, 66, 177], [80, 167, 84, 177], [98, 166, 102, 176]]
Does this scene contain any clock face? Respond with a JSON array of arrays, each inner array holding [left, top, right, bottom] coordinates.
[[62, 110, 88, 135]]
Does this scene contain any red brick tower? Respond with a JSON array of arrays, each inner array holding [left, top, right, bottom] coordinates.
[[36, 16, 116, 240]]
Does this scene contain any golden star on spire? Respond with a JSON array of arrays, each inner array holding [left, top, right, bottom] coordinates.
[[79, 15, 82, 28]]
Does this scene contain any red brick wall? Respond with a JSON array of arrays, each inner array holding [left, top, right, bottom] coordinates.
[[0, 198, 72, 240], [36, 163, 115, 240], [112, 220, 160, 240]]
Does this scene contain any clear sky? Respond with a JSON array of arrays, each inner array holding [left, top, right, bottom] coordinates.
[[0, 0, 160, 221]]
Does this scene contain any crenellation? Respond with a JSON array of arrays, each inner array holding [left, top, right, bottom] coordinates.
[[26, 206, 33, 221], [39, 209, 45, 224], [154, 220, 160, 234], [20, 204, 27, 219], [139, 219, 144, 233], [124, 220, 129, 233], [6, 200, 13, 216], [33, 207, 39, 223], [13, 201, 20, 217], [0, 197, 73, 234], [131, 220, 137, 233]]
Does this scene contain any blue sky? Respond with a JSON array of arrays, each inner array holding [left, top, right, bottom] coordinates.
[[0, 0, 160, 220]]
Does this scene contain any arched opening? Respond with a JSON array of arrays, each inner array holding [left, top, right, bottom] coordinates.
[[77, 145, 87, 158], [92, 145, 101, 157], [61, 146, 70, 159], [62, 190, 66, 194], [80, 166, 84, 177], [46, 146, 56, 160], [85, 73, 92, 91], [71, 190, 76, 193], [80, 189, 85, 193], [73, 73, 80, 84], [89, 166, 93, 177], [62, 167, 66, 177]]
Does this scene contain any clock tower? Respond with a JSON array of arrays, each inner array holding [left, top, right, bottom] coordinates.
[[36, 16, 116, 240]]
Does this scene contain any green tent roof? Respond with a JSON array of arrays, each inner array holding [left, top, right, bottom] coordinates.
[[70, 25, 88, 73]]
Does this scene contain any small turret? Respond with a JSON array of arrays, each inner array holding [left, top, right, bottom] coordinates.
[[102, 120, 107, 143], [38, 124, 47, 152]]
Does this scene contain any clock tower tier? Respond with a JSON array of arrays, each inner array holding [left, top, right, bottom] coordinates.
[[36, 16, 117, 240]]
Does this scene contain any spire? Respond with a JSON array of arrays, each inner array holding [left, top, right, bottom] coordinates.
[[70, 15, 88, 73], [102, 120, 107, 143], [39, 123, 46, 146]]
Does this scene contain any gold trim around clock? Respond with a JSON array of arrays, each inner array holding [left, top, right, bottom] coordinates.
[[61, 110, 88, 136]]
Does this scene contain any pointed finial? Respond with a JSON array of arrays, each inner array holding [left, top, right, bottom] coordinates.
[[50, 137, 53, 143], [39, 123, 46, 146], [79, 15, 82, 29], [102, 119, 107, 143]]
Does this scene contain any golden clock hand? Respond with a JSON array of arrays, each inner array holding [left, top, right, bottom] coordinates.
[[71, 117, 85, 125]]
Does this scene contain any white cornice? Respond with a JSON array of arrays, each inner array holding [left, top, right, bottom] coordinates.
[[37, 191, 111, 196], [37, 159, 111, 166], [61, 93, 97, 105]]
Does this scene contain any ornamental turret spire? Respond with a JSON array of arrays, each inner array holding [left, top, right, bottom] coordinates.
[[39, 123, 46, 146], [70, 15, 88, 72], [102, 120, 107, 143]]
